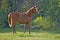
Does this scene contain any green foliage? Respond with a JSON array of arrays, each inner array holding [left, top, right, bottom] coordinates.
[[0, 0, 60, 30], [32, 16, 51, 30], [32, 15, 59, 30]]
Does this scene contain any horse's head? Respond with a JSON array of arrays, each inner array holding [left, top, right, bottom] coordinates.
[[30, 5, 38, 13], [26, 5, 39, 17], [30, 5, 44, 14], [34, 5, 44, 14]]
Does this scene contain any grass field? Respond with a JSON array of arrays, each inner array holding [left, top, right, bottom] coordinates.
[[0, 28, 60, 40]]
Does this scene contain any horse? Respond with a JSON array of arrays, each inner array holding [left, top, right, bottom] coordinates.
[[8, 5, 39, 34]]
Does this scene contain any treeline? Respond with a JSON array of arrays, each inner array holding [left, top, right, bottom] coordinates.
[[0, 0, 60, 30]]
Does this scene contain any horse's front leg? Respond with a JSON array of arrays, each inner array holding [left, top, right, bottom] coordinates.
[[24, 24, 26, 33], [27, 23, 30, 34]]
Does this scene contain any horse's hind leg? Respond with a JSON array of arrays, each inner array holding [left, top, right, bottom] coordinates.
[[12, 18, 16, 34], [12, 26, 16, 34]]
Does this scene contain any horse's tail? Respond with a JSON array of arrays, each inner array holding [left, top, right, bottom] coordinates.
[[8, 13, 13, 27]]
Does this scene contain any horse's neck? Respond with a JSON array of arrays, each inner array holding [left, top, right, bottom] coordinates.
[[26, 10, 33, 17]]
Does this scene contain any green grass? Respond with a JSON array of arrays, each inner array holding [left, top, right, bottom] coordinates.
[[0, 28, 60, 40]]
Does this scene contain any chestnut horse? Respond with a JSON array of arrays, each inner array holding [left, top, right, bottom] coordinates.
[[8, 6, 38, 34]]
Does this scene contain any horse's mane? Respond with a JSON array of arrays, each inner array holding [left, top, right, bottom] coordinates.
[[25, 7, 36, 17], [26, 7, 34, 13]]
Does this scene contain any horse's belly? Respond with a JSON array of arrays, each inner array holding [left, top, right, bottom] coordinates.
[[18, 20, 28, 24]]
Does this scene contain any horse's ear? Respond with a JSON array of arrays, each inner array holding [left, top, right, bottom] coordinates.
[[34, 5, 37, 8]]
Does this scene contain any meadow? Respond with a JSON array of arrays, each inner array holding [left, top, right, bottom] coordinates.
[[0, 28, 60, 40]]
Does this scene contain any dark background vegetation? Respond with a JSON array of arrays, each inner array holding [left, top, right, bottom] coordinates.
[[0, 0, 60, 32]]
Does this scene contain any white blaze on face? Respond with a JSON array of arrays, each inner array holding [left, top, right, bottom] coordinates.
[[35, 7, 40, 14], [35, 7, 38, 12], [34, 6, 38, 12]]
